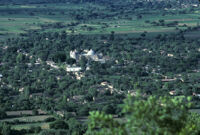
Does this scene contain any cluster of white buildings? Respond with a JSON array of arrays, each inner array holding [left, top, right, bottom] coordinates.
[[65, 49, 108, 75], [66, 49, 108, 73], [70, 49, 107, 64], [70, 50, 79, 60], [34, 49, 108, 75]]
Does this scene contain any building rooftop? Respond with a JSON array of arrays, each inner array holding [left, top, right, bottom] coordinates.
[[87, 49, 95, 56]]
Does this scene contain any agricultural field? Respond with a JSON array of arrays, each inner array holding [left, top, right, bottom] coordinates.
[[0, 3, 200, 40], [184, 28, 200, 39], [12, 122, 50, 130], [0, 115, 54, 132], [0, 115, 52, 122]]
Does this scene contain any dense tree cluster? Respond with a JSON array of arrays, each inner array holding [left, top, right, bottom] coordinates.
[[86, 94, 200, 135], [0, 27, 200, 116]]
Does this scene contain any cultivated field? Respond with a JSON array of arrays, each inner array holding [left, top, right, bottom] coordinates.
[[12, 122, 50, 130], [0, 115, 54, 132], [0, 115, 52, 122], [0, 3, 200, 40]]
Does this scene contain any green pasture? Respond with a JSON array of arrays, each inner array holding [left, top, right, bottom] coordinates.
[[0, 115, 54, 131], [0, 3, 200, 39], [184, 29, 200, 39], [12, 122, 51, 130], [188, 72, 200, 78], [66, 10, 200, 35], [0, 115, 53, 122]]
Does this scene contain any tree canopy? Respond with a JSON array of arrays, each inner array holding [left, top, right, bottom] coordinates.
[[86, 94, 200, 135]]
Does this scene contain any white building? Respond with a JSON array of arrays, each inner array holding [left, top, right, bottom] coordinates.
[[70, 50, 78, 60], [66, 67, 82, 72], [87, 49, 95, 56], [46, 61, 59, 69], [94, 58, 105, 63], [69, 49, 108, 64], [19, 87, 24, 92], [167, 54, 174, 57]]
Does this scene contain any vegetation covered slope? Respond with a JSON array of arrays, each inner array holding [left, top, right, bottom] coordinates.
[[86, 94, 200, 135], [0, 0, 200, 134]]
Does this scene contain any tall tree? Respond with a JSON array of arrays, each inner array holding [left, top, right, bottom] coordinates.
[[86, 94, 200, 135]]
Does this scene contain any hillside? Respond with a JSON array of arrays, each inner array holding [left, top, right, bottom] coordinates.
[[0, 0, 200, 135]]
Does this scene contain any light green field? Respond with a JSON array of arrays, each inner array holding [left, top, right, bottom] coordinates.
[[0, 115, 53, 122], [73, 10, 200, 35], [184, 29, 200, 38], [12, 122, 51, 130], [0, 4, 200, 39], [0, 115, 54, 131]]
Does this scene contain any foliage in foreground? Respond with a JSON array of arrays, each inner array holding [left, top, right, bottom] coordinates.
[[86, 94, 200, 135]]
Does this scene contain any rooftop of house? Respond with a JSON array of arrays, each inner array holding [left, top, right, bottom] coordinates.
[[162, 78, 177, 82], [169, 90, 176, 95]]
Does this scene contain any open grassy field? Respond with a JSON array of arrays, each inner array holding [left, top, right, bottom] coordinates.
[[0, 3, 200, 40], [184, 28, 200, 39], [0, 115, 54, 131], [67, 12, 200, 35], [12, 122, 51, 130], [0, 115, 53, 122]]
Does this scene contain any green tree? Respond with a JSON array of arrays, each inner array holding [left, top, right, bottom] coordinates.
[[67, 118, 86, 135], [50, 120, 69, 130], [80, 56, 87, 71], [86, 94, 199, 135], [52, 52, 66, 63], [102, 104, 115, 114], [16, 53, 25, 63], [0, 122, 11, 135], [0, 108, 7, 119], [109, 31, 115, 41]]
